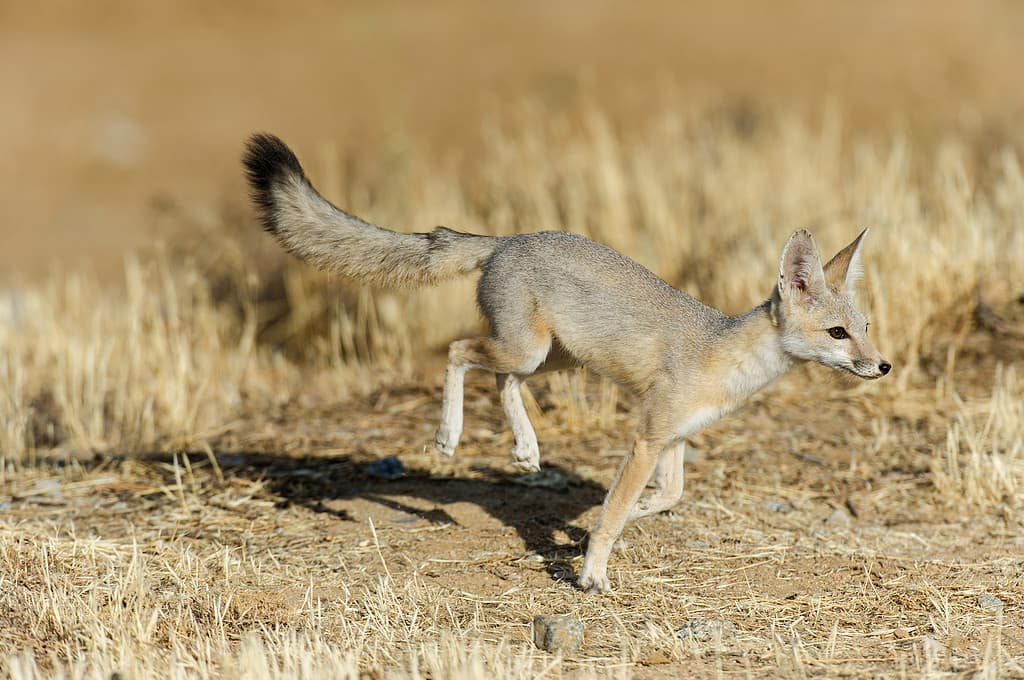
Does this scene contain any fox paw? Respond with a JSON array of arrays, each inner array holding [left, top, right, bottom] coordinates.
[[434, 428, 457, 457], [577, 569, 612, 594], [512, 459, 541, 473], [628, 496, 672, 521], [511, 444, 540, 472]]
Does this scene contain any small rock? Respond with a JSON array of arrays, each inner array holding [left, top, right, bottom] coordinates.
[[34, 479, 63, 496], [365, 456, 405, 480], [532, 615, 584, 655], [823, 507, 852, 527], [764, 498, 794, 514], [676, 618, 736, 643], [14, 479, 63, 500], [978, 593, 1004, 613]]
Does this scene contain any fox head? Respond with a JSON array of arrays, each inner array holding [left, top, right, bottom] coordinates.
[[771, 229, 891, 379]]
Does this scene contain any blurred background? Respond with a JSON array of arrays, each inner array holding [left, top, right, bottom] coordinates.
[[3, 0, 1024, 281]]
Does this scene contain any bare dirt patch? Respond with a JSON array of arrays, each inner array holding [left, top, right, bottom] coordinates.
[[3, 364, 1021, 677]]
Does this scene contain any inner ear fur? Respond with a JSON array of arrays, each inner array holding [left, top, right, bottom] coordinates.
[[778, 229, 826, 301]]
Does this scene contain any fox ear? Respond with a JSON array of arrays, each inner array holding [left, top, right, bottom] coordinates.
[[823, 228, 868, 297], [778, 229, 826, 303]]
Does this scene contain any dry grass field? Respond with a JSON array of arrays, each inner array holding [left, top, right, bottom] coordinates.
[[3, 3, 1024, 678], [3, 100, 1023, 678]]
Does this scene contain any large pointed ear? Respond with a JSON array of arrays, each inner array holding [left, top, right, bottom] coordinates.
[[778, 229, 826, 304], [823, 228, 868, 297]]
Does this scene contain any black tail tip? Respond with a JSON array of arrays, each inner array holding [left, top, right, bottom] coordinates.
[[242, 133, 305, 233]]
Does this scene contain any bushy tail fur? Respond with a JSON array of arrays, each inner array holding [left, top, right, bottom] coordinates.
[[243, 133, 499, 287]]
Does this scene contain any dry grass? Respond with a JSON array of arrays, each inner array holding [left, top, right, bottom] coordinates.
[[933, 366, 1023, 512], [1, 100, 1023, 678]]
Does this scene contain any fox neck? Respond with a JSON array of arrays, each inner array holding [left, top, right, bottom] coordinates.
[[719, 301, 795, 403]]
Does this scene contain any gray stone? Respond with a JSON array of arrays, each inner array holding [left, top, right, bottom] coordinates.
[[532, 615, 584, 655], [676, 618, 736, 643], [824, 507, 852, 526], [978, 593, 1004, 613], [764, 498, 794, 513]]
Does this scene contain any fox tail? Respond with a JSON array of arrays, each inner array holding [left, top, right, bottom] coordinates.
[[243, 133, 499, 287]]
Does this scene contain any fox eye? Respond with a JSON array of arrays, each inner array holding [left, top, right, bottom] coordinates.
[[827, 326, 849, 340]]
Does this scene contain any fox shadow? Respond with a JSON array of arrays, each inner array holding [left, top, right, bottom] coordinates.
[[129, 448, 608, 585]]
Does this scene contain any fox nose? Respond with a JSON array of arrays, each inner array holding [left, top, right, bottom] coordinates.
[[879, 362, 891, 375]]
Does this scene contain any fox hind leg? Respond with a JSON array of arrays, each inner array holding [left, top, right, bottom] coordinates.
[[435, 360, 466, 457], [434, 332, 550, 460], [435, 338, 493, 457], [497, 373, 540, 471], [499, 342, 576, 470]]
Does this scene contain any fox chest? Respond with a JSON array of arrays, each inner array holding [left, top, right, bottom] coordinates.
[[670, 387, 750, 438], [665, 324, 791, 441], [672, 405, 729, 439], [670, 362, 781, 439]]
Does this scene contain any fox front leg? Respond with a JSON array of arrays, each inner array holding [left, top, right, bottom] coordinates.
[[628, 439, 686, 520], [579, 435, 663, 593]]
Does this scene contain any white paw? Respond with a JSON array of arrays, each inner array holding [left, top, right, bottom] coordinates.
[[512, 459, 541, 473], [511, 444, 540, 472], [577, 568, 612, 594], [629, 493, 681, 521], [434, 428, 457, 457], [628, 497, 660, 521]]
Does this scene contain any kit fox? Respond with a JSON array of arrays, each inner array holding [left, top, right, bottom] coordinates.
[[243, 133, 891, 594]]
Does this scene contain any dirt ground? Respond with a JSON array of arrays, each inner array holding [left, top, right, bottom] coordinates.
[[4, 358, 1021, 676]]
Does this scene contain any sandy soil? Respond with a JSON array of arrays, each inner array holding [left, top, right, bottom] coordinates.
[[4, 363, 1021, 675]]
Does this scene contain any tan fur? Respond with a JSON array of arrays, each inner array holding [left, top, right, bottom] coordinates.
[[243, 134, 497, 288], [244, 135, 891, 594]]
